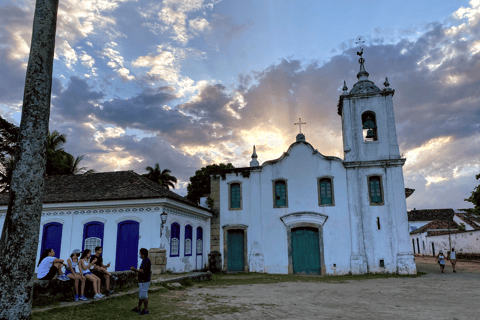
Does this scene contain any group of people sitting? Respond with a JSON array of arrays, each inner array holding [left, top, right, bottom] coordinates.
[[37, 246, 119, 301]]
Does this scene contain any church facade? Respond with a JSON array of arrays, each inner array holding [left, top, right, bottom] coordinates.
[[210, 57, 417, 275]]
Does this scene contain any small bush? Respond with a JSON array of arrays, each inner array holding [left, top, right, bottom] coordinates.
[[180, 279, 194, 287]]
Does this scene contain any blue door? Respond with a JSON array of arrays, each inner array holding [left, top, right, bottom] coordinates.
[[115, 221, 139, 271], [82, 222, 104, 252], [291, 227, 320, 275], [41, 222, 63, 258], [227, 230, 244, 271]]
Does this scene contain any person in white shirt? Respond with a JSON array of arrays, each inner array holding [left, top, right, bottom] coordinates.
[[79, 249, 104, 300], [437, 250, 446, 273], [37, 249, 69, 281], [449, 248, 457, 273], [65, 249, 87, 301]]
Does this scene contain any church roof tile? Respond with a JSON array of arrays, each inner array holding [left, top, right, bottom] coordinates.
[[407, 209, 455, 222]]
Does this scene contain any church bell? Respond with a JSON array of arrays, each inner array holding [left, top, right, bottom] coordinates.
[[366, 129, 375, 139]]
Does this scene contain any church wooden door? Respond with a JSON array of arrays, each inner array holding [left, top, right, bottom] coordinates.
[[291, 227, 320, 275], [41, 222, 63, 259], [115, 221, 139, 271], [227, 230, 244, 271]]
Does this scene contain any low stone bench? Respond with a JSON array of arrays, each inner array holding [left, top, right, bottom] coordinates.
[[33, 271, 137, 307]]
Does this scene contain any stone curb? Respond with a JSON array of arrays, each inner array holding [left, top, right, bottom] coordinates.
[[32, 271, 212, 314]]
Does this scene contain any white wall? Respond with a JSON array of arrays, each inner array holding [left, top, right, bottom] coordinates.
[[0, 201, 211, 274], [412, 230, 480, 256]]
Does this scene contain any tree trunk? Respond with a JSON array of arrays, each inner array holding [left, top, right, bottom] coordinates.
[[0, 0, 59, 318]]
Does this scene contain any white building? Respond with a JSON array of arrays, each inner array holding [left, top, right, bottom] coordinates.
[[409, 210, 480, 256], [209, 56, 416, 275], [0, 171, 212, 273]]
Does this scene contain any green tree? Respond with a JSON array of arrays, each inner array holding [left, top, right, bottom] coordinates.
[[464, 172, 480, 215], [143, 163, 178, 190], [186, 163, 235, 204], [0, 116, 19, 193]]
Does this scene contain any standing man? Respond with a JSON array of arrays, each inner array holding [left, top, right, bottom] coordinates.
[[90, 246, 118, 296], [130, 248, 151, 316], [449, 247, 457, 273]]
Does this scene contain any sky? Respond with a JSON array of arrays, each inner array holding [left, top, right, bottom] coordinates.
[[0, 0, 479, 211]]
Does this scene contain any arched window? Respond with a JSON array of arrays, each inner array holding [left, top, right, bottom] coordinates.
[[362, 111, 377, 141], [230, 183, 241, 209], [83, 221, 104, 252], [368, 176, 383, 204], [196, 227, 203, 255], [170, 223, 180, 257], [41, 222, 63, 259], [185, 225, 192, 256], [273, 180, 288, 207], [318, 178, 334, 205]]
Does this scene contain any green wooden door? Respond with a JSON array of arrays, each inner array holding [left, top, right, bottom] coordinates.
[[227, 230, 244, 271], [291, 227, 320, 275]]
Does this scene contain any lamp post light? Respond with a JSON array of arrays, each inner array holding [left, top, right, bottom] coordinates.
[[160, 210, 168, 247]]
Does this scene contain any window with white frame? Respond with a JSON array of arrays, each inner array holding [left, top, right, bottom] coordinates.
[[196, 239, 203, 254], [84, 237, 101, 253]]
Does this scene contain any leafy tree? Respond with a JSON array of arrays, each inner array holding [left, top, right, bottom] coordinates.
[[0, 116, 19, 163], [142, 163, 178, 190], [464, 172, 480, 215], [186, 163, 235, 204]]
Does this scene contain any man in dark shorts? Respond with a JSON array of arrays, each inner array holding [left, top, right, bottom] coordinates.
[[130, 248, 151, 316], [90, 246, 118, 296]]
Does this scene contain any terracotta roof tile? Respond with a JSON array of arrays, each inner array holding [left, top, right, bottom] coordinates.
[[0, 171, 212, 213], [407, 209, 455, 221], [410, 219, 458, 235], [454, 212, 480, 231]]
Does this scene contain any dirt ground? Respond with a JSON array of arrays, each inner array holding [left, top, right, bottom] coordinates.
[[184, 257, 480, 320]]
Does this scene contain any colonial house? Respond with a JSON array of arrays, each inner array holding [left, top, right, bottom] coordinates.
[[208, 56, 417, 276], [409, 209, 480, 256], [0, 171, 213, 274]]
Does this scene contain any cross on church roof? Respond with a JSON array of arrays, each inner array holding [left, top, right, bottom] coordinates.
[[294, 118, 306, 134]]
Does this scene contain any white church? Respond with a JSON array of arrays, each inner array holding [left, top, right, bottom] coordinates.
[[209, 55, 417, 275]]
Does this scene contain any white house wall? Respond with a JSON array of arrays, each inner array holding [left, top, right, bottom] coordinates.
[[411, 231, 480, 256], [0, 203, 210, 274]]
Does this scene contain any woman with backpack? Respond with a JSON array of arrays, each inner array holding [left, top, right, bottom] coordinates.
[[437, 250, 446, 273]]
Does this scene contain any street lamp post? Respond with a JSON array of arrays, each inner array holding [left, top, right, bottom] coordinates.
[[160, 209, 168, 247]]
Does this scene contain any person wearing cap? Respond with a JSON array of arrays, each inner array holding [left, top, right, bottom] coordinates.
[[437, 250, 446, 273], [65, 249, 87, 301]]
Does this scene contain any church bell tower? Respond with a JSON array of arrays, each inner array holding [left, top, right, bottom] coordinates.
[[338, 57, 400, 163]]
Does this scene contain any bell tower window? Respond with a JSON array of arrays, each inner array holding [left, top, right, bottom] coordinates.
[[362, 111, 377, 141]]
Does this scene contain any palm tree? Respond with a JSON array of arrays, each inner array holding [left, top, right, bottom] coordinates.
[[45, 130, 67, 175], [143, 163, 178, 190], [0, 157, 14, 193], [62, 154, 95, 175]]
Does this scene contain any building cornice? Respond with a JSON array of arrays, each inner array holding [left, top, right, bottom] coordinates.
[[343, 158, 406, 168]]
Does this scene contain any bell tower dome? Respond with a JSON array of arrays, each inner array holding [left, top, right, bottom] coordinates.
[[338, 57, 401, 162]]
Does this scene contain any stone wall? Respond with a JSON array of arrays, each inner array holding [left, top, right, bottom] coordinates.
[[210, 175, 221, 253], [33, 271, 137, 308]]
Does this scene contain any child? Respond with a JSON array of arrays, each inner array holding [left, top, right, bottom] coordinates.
[[90, 246, 118, 296], [37, 249, 70, 281], [79, 249, 104, 300], [65, 249, 86, 301], [130, 248, 151, 315]]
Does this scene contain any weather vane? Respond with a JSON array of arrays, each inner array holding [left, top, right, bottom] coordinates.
[[356, 37, 365, 58]]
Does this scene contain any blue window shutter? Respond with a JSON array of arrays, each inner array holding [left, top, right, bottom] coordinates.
[[196, 227, 203, 241], [41, 222, 63, 259], [230, 184, 241, 208], [275, 181, 286, 207], [170, 223, 180, 257], [82, 222, 105, 252], [185, 225, 192, 256]]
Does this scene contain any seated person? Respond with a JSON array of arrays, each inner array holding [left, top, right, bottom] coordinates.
[[37, 248, 69, 281], [90, 246, 118, 296], [65, 249, 87, 301], [79, 249, 104, 300]]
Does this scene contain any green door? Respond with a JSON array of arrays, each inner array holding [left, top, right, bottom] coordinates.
[[227, 230, 244, 271], [291, 227, 320, 275]]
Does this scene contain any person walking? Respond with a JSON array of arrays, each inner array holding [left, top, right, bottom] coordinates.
[[130, 248, 151, 316], [37, 249, 70, 281], [437, 250, 446, 273], [79, 249, 104, 300], [449, 248, 457, 273], [65, 249, 86, 301], [90, 246, 118, 296]]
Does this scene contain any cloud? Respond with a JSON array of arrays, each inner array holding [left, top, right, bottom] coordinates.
[[100, 42, 135, 81]]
